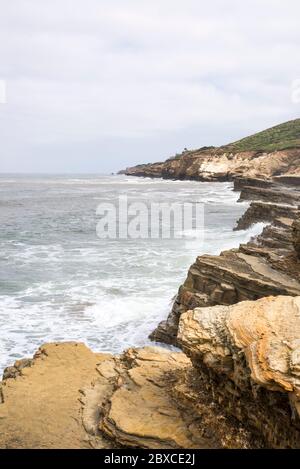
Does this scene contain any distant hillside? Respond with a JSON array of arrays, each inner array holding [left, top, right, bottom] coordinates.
[[120, 118, 300, 181], [224, 119, 300, 152]]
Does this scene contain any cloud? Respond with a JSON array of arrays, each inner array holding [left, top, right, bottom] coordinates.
[[0, 0, 300, 172]]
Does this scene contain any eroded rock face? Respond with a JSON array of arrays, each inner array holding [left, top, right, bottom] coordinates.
[[293, 218, 300, 259], [121, 149, 300, 182], [234, 178, 300, 230], [238, 185, 300, 206], [178, 296, 300, 448], [235, 202, 298, 230], [0, 343, 262, 449], [151, 247, 300, 345], [151, 174, 300, 345], [98, 347, 213, 449]]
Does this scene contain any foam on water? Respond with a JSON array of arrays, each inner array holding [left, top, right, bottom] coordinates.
[[0, 175, 263, 372]]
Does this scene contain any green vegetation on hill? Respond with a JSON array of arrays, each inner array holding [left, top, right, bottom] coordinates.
[[224, 119, 300, 152]]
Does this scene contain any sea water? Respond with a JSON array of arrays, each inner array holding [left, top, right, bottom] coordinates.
[[0, 174, 264, 372]]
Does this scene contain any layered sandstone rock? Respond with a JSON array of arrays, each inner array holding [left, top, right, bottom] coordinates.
[[2, 298, 300, 448], [151, 174, 300, 345], [234, 202, 298, 230], [0, 343, 259, 449], [151, 248, 300, 345], [178, 296, 300, 448], [238, 185, 300, 206], [97, 347, 214, 449], [234, 177, 300, 230], [293, 218, 300, 259]]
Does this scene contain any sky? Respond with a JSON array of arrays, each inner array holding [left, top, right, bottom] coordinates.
[[0, 0, 300, 173]]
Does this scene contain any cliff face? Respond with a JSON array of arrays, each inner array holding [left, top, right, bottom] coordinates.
[[178, 296, 300, 448], [151, 178, 300, 345], [121, 118, 300, 181], [121, 149, 300, 182]]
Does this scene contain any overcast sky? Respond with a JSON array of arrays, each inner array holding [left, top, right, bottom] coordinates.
[[0, 0, 300, 173]]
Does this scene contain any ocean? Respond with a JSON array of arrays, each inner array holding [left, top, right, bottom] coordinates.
[[0, 174, 264, 372]]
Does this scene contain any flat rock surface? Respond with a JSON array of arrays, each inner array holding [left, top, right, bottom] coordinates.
[[0, 342, 259, 449], [99, 347, 214, 449], [0, 342, 112, 449]]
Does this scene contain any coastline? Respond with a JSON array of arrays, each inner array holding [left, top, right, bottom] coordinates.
[[2, 149, 300, 448], [149, 175, 300, 344]]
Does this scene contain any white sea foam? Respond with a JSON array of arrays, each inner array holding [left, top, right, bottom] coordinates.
[[0, 175, 263, 372]]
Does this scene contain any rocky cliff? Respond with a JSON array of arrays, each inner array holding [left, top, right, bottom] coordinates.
[[120, 119, 300, 182], [121, 148, 300, 182], [150, 177, 300, 345], [1, 294, 300, 448], [178, 296, 300, 448]]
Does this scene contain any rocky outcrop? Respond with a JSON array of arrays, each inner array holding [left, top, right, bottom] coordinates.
[[150, 248, 300, 345], [121, 148, 300, 182], [234, 202, 298, 230], [97, 347, 209, 449], [178, 296, 300, 448], [2, 296, 300, 448], [121, 118, 300, 181], [151, 175, 300, 345], [233, 177, 300, 231], [238, 186, 300, 206], [0, 343, 260, 449]]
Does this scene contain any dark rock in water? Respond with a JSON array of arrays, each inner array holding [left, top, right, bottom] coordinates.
[[238, 185, 300, 206], [274, 175, 300, 186]]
